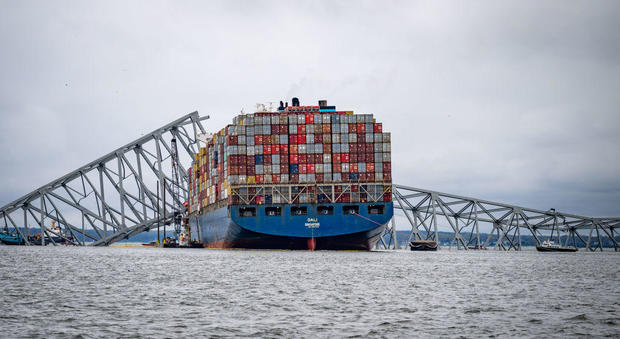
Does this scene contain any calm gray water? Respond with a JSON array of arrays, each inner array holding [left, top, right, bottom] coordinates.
[[0, 246, 619, 338]]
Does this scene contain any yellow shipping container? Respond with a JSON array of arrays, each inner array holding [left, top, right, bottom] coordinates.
[[247, 176, 256, 184]]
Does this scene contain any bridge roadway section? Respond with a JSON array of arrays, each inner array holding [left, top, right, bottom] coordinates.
[[1, 112, 618, 251]]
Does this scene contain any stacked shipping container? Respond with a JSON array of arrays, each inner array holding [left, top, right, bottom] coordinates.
[[188, 105, 392, 214]]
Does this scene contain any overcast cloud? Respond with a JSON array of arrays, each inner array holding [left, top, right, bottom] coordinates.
[[1, 0, 619, 217]]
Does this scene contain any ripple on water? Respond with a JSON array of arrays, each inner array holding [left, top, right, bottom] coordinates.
[[0, 246, 619, 338]]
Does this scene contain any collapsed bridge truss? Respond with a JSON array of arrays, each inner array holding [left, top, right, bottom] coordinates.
[[0, 112, 207, 246], [376, 185, 620, 251], [1, 112, 618, 251]]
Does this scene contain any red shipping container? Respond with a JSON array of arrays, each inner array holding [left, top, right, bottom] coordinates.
[[383, 162, 391, 172], [247, 166, 255, 176], [322, 124, 331, 133], [323, 144, 331, 153], [255, 135, 263, 145], [280, 145, 288, 154], [374, 123, 382, 133], [230, 166, 239, 175], [315, 134, 323, 144], [357, 123, 365, 133], [316, 174, 324, 183], [256, 175, 264, 183], [290, 154, 299, 164], [280, 125, 288, 134], [263, 145, 271, 154], [333, 163, 342, 173], [280, 164, 289, 174], [300, 164, 307, 174], [271, 135, 279, 145], [289, 134, 298, 144], [290, 145, 299, 154], [298, 134, 306, 144], [367, 163, 375, 172], [333, 154, 341, 163], [281, 155, 289, 164], [351, 163, 358, 172], [271, 125, 279, 134], [305, 114, 314, 124], [290, 174, 299, 183], [298, 125, 306, 134], [299, 154, 307, 164], [383, 173, 392, 181], [308, 164, 315, 173], [342, 153, 350, 162], [239, 165, 247, 175], [351, 154, 358, 162], [264, 155, 272, 165], [247, 155, 255, 165], [383, 193, 391, 202], [341, 173, 350, 182], [365, 144, 373, 153], [273, 174, 281, 183], [227, 135, 238, 145], [349, 124, 357, 133]]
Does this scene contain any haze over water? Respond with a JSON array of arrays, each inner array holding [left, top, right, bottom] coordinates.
[[1, 246, 619, 338]]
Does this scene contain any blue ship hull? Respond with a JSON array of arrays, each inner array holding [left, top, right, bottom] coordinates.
[[190, 202, 393, 250]]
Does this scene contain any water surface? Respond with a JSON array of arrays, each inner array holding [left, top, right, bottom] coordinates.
[[1, 246, 618, 338]]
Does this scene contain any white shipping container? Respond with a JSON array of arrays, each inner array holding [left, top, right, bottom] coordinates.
[[365, 133, 374, 143], [307, 174, 316, 183], [322, 114, 331, 123], [382, 132, 391, 142], [315, 163, 323, 173], [264, 165, 272, 174], [314, 114, 321, 123], [281, 174, 289, 183], [333, 144, 341, 153], [382, 143, 391, 152], [348, 133, 357, 143], [298, 144, 307, 154], [333, 173, 342, 181], [323, 154, 332, 163], [332, 134, 341, 143], [272, 164, 280, 174], [256, 165, 264, 175], [279, 134, 288, 144], [359, 163, 366, 173], [374, 153, 383, 162], [272, 154, 280, 164], [238, 135, 246, 145], [255, 145, 263, 154], [375, 162, 383, 173], [247, 146, 255, 156], [342, 163, 350, 172], [307, 134, 314, 144], [382, 152, 391, 162], [341, 143, 350, 153]]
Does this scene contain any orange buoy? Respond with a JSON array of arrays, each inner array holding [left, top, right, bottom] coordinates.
[[307, 238, 316, 251]]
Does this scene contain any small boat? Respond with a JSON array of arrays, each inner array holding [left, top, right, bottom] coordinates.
[[142, 241, 157, 247], [410, 240, 438, 251], [468, 245, 487, 250], [0, 233, 25, 245], [536, 240, 577, 252]]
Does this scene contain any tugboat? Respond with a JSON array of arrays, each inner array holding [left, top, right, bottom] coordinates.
[[536, 240, 577, 252], [409, 240, 438, 251]]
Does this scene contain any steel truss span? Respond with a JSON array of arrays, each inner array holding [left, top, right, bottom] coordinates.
[[376, 184, 620, 251], [1, 113, 618, 251], [0, 112, 208, 246]]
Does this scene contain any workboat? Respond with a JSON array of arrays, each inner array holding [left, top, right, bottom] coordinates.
[[0, 233, 25, 245], [536, 240, 577, 252], [409, 240, 438, 251]]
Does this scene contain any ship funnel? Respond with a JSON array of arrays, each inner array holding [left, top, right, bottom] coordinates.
[[318, 100, 327, 107], [292, 97, 300, 107]]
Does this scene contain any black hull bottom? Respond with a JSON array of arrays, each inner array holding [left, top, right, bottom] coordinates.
[[536, 246, 578, 252], [205, 226, 385, 251]]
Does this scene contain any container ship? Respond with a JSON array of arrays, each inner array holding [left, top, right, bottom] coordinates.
[[187, 98, 393, 250]]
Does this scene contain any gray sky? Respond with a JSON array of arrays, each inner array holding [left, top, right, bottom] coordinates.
[[1, 0, 619, 217]]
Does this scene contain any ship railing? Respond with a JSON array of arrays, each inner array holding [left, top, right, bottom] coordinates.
[[228, 182, 392, 205]]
